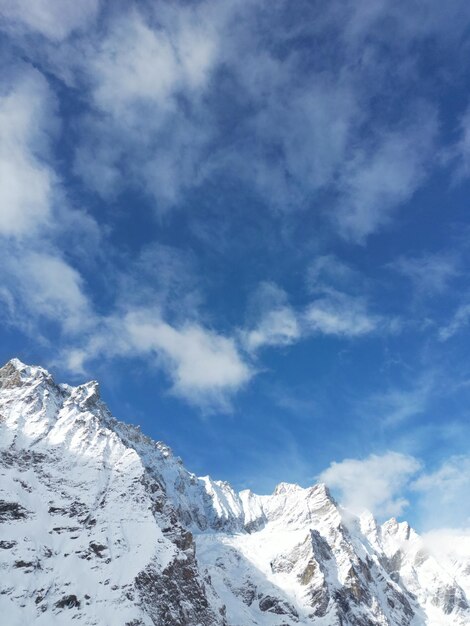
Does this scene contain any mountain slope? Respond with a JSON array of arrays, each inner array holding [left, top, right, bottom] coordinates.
[[0, 359, 468, 625], [0, 359, 225, 626]]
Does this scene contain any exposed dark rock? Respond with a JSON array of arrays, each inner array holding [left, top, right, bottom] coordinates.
[[309, 582, 330, 617], [310, 529, 332, 562], [0, 500, 29, 522], [13, 560, 35, 569], [50, 526, 80, 534], [258, 594, 298, 618], [435, 585, 469, 614], [48, 506, 68, 515], [135, 554, 224, 626], [89, 542, 107, 557], [231, 581, 257, 606], [0, 450, 47, 469], [299, 559, 317, 585], [55, 594, 81, 609], [0, 362, 23, 388]]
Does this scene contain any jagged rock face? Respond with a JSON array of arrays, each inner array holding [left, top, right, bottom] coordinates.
[[0, 359, 469, 626]]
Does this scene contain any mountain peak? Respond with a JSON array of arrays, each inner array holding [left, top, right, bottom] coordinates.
[[0, 357, 53, 387]]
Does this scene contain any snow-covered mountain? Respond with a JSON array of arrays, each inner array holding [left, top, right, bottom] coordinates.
[[1, 359, 468, 626]]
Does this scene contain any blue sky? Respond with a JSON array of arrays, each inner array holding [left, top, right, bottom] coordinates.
[[2, 0, 470, 531]]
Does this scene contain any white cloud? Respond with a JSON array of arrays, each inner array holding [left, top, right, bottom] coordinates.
[[65, 309, 253, 411], [2, 240, 251, 409], [125, 311, 252, 405], [91, 12, 181, 116], [19, 252, 92, 333], [304, 292, 380, 337], [0, 68, 57, 236], [423, 528, 470, 556], [86, 5, 219, 134], [72, 6, 220, 207], [242, 307, 300, 352], [0, 0, 100, 41], [304, 258, 390, 338], [1, 250, 94, 336], [319, 451, 470, 528], [241, 282, 301, 352], [319, 451, 421, 518]]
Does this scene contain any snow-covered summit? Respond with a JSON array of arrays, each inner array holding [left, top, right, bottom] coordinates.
[[1, 357, 52, 384], [1, 360, 469, 625]]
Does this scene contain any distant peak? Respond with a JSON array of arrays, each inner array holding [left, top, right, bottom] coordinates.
[[273, 482, 303, 496], [381, 517, 412, 540], [272, 481, 333, 499], [69, 379, 101, 410], [82, 379, 100, 394]]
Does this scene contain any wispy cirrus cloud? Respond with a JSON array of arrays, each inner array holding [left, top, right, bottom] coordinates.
[[335, 114, 438, 242], [0, 0, 100, 41], [439, 303, 470, 341], [2, 0, 448, 240], [71, 4, 223, 208], [304, 292, 381, 337], [391, 252, 460, 296], [0, 0, 469, 425], [242, 255, 395, 354], [359, 375, 433, 427], [455, 104, 470, 179], [307, 255, 366, 295]]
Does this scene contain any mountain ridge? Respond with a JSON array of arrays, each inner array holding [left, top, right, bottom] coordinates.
[[1, 358, 469, 625]]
